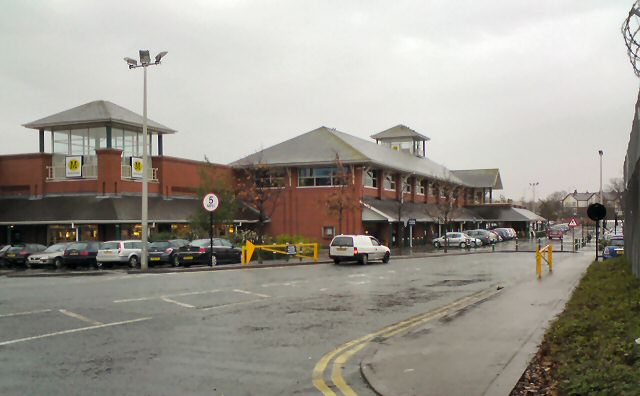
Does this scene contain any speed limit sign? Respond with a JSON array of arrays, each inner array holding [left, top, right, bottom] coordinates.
[[202, 193, 219, 212]]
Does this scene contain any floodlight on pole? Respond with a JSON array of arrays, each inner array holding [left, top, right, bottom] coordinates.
[[123, 50, 167, 271]]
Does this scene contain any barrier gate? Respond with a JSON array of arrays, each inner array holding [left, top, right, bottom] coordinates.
[[536, 244, 553, 279], [242, 241, 318, 265]]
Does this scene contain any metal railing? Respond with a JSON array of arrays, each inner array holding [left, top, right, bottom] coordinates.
[[120, 165, 158, 181], [242, 241, 319, 264], [46, 164, 98, 180], [536, 244, 553, 279]]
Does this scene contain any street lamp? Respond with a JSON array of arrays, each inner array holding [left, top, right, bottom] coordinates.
[[529, 182, 539, 211], [598, 150, 603, 203], [124, 50, 167, 271]]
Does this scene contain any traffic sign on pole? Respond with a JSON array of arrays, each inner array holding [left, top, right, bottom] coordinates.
[[203, 193, 219, 267], [568, 218, 578, 228]]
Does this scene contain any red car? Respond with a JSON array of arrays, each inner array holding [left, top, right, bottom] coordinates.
[[546, 227, 564, 240]]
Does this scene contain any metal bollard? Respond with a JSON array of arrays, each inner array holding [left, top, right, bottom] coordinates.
[[560, 237, 564, 252], [515, 237, 519, 252], [492, 242, 495, 252]]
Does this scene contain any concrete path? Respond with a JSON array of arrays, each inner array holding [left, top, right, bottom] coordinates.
[[360, 250, 592, 396]]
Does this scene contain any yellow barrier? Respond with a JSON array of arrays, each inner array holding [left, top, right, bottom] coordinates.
[[242, 241, 318, 265], [536, 244, 553, 279]]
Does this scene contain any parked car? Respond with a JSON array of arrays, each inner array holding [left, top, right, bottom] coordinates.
[[488, 230, 503, 242], [96, 240, 144, 269], [0, 245, 11, 267], [62, 241, 101, 268], [603, 236, 624, 260], [329, 235, 390, 265], [432, 232, 473, 249], [148, 239, 190, 266], [546, 226, 565, 240], [27, 242, 70, 269], [177, 238, 242, 267], [4, 244, 47, 268], [465, 230, 493, 245], [492, 228, 512, 241]]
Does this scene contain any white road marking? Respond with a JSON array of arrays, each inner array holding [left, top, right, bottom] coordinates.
[[199, 298, 267, 311], [0, 317, 152, 347], [113, 289, 220, 303], [58, 309, 103, 326], [260, 280, 308, 288], [348, 280, 371, 285], [387, 270, 396, 274], [0, 309, 52, 318], [348, 274, 367, 278], [161, 297, 195, 309], [233, 289, 271, 298], [319, 288, 328, 292], [378, 276, 386, 280]]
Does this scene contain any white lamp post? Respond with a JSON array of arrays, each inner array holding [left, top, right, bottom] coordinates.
[[124, 50, 167, 271], [598, 150, 603, 203]]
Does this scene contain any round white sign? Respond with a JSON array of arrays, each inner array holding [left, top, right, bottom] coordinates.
[[202, 193, 219, 212]]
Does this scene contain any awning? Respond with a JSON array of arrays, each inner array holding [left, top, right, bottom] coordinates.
[[0, 196, 261, 225], [467, 205, 545, 222], [361, 198, 483, 223]]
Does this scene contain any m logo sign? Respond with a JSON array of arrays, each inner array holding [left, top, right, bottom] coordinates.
[[65, 156, 83, 178], [131, 157, 143, 179]]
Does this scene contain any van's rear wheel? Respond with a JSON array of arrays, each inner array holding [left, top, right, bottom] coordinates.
[[128, 256, 138, 268], [360, 254, 368, 265], [382, 253, 390, 263], [333, 259, 340, 265]]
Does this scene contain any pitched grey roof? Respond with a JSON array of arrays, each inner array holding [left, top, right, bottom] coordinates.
[[451, 169, 503, 190], [563, 192, 595, 201], [23, 100, 176, 134], [231, 127, 465, 185], [370, 124, 430, 141]]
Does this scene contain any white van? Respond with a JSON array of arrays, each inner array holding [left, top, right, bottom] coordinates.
[[329, 235, 390, 265]]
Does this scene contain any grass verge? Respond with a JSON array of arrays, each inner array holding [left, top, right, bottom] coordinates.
[[511, 256, 640, 395]]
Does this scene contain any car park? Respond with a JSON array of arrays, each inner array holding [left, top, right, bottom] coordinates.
[[603, 236, 624, 260], [62, 241, 101, 268], [432, 232, 473, 249], [27, 242, 70, 269], [177, 238, 242, 266], [148, 239, 190, 266], [4, 244, 47, 268], [329, 235, 390, 265], [96, 240, 144, 269]]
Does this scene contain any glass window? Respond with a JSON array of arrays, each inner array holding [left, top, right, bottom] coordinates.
[[298, 167, 347, 187], [370, 237, 380, 246], [123, 130, 137, 157], [255, 168, 286, 188], [323, 226, 335, 238], [150, 242, 170, 249], [404, 178, 411, 193], [418, 179, 425, 195], [101, 242, 120, 250], [113, 128, 125, 151], [53, 131, 70, 154], [364, 170, 378, 188], [69, 130, 87, 155], [384, 174, 396, 190], [89, 127, 107, 151], [330, 236, 352, 246]]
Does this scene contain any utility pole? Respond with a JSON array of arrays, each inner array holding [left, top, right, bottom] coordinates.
[[529, 182, 539, 212]]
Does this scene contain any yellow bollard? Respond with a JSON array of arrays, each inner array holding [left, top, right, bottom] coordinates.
[[536, 247, 542, 279], [548, 245, 553, 273], [313, 243, 318, 262]]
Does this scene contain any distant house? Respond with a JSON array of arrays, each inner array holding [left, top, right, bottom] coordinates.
[[562, 191, 597, 215]]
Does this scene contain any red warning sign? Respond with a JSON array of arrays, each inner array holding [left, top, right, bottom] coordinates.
[[568, 218, 579, 228]]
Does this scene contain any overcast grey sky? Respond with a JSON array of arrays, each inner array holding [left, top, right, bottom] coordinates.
[[1, 0, 637, 200]]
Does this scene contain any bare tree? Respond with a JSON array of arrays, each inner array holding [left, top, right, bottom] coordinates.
[[324, 154, 359, 235], [425, 184, 463, 253], [607, 177, 626, 213], [234, 156, 285, 243]]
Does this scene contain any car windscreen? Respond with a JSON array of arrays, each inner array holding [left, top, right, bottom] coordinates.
[[150, 242, 171, 249], [216, 239, 233, 247], [7, 246, 24, 253], [44, 244, 66, 253], [100, 242, 119, 250], [191, 239, 212, 247], [67, 243, 88, 250], [331, 237, 353, 247], [610, 239, 624, 247]]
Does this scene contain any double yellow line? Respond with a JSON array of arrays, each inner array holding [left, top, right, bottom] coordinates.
[[312, 286, 502, 395]]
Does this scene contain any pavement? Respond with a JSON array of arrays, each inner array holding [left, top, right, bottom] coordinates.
[[359, 249, 592, 396]]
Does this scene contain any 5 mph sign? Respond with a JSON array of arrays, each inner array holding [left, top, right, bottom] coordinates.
[[203, 193, 219, 212]]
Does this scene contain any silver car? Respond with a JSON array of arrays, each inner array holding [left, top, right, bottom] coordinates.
[[432, 232, 473, 248], [27, 243, 70, 269], [96, 240, 143, 269]]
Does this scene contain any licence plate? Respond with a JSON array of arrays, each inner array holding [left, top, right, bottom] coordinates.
[[337, 247, 346, 251], [70, 252, 78, 256], [150, 257, 160, 261], [183, 256, 193, 260], [7, 253, 15, 257], [105, 251, 114, 255]]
